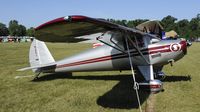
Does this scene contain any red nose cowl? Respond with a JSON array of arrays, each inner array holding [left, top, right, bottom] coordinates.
[[180, 40, 187, 54]]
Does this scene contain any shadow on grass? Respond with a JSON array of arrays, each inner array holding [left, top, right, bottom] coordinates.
[[32, 72, 145, 82], [96, 79, 150, 109], [163, 75, 191, 82], [32, 73, 191, 82], [31, 73, 73, 81], [32, 73, 191, 109], [32, 73, 149, 109]]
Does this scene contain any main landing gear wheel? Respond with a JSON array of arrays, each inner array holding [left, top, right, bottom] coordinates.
[[155, 71, 166, 80], [139, 80, 163, 93]]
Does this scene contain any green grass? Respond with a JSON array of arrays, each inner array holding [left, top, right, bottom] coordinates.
[[0, 42, 200, 112]]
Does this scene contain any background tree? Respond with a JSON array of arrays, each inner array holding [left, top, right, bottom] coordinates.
[[132, 19, 149, 27], [107, 18, 148, 28], [189, 14, 200, 39], [8, 20, 27, 36], [161, 15, 177, 31], [26, 27, 35, 37], [0, 23, 9, 36], [8, 20, 19, 36], [16, 25, 26, 36], [176, 19, 190, 38]]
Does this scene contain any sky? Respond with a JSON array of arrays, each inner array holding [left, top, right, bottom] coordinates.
[[0, 0, 200, 28]]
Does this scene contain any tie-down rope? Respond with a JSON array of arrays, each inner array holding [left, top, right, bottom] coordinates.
[[125, 37, 142, 112]]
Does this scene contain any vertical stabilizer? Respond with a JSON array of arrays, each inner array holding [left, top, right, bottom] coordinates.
[[29, 39, 55, 72]]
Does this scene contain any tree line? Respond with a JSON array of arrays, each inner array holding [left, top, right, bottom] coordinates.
[[108, 14, 200, 39], [0, 20, 35, 37], [1, 14, 200, 39]]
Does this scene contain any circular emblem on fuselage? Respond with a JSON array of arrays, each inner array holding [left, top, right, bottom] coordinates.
[[170, 43, 181, 52]]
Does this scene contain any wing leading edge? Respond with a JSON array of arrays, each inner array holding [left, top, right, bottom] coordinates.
[[35, 15, 145, 42]]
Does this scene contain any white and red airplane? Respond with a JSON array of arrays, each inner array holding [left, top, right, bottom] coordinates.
[[18, 15, 191, 94]]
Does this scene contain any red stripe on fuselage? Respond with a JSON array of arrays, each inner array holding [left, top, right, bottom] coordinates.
[[57, 45, 172, 69], [148, 45, 170, 51], [57, 55, 112, 68]]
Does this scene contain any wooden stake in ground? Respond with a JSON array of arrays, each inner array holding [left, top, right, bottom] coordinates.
[[145, 93, 156, 112]]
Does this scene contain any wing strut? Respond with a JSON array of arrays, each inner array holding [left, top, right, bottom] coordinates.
[[97, 35, 126, 53], [127, 34, 150, 64], [125, 35, 143, 112]]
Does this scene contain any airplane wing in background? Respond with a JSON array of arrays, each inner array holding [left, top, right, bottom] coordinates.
[[136, 20, 163, 38], [35, 15, 145, 42]]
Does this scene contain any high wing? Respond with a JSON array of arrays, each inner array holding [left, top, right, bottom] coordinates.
[[35, 15, 145, 42]]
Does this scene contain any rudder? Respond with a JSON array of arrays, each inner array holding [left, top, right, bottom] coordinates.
[[29, 39, 55, 72]]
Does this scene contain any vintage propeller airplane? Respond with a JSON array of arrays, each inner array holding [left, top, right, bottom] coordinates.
[[18, 15, 191, 94]]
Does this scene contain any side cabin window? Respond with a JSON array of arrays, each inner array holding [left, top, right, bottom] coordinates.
[[124, 33, 145, 50], [123, 34, 161, 50], [143, 34, 161, 45]]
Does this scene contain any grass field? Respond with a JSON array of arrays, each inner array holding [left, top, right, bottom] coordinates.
[[0, 42, 200, 112]]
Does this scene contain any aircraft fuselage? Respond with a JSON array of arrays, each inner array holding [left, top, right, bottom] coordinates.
[[53, 38, 187, 73]]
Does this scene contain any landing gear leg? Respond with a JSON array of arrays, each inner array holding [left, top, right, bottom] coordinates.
[[138, 65, 163, 93], [149, 65, 154, 80]]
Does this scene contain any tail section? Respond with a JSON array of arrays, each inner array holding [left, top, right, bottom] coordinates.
[[29, 39, 55, 72], [18, 39, 56, 73]]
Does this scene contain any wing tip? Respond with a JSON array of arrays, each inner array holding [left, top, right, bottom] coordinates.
[[35, 17, 66, 30], [35, 15, 91, 30]]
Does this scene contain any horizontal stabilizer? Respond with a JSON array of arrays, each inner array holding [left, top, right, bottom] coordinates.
[[17, 66, 38, 71], [17, 64, 56, 73]]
